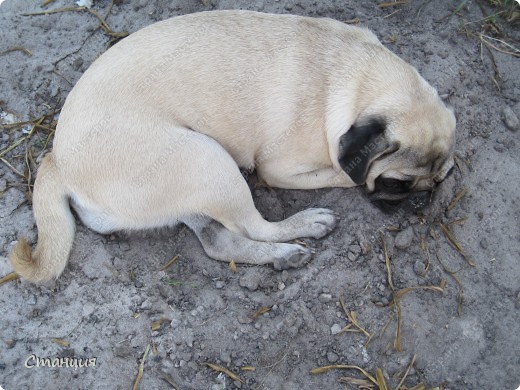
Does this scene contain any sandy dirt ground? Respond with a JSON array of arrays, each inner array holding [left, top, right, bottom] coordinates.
[[0, 0, 519, 389]]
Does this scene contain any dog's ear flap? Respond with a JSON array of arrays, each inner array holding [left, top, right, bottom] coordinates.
[[338, 118, 390, 185]]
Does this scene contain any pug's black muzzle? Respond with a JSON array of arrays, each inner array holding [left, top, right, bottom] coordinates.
[[368, 177, 432, 212]]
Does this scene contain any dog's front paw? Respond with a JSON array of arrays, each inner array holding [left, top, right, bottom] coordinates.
[[295, 208, 338, 239], [273, 244, 312, 270]]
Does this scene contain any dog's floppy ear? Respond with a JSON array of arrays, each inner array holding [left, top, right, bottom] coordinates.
[[338, 118, 390, 185]]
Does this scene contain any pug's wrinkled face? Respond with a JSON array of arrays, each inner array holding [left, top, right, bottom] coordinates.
[[338, 96, 456, 207]]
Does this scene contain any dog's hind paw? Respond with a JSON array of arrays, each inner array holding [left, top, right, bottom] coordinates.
[[272, 244, 312, 270]]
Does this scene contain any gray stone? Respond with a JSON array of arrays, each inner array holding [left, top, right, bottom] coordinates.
[[394, 226, 414, 249], [220, 350, 231, 364], [140, 298, 153, 310], [327, 351, 339, 363], [27, 294, 37, 305], [502, 106, 519, 131], [113, 344, 133, 358], [239, 270, 262, 291], [331, 323, 342, 335], [318, 293, 332, 303], [347, 251, 358, 262], [413, 259, 427, 276], [349, 244, 361, 255]]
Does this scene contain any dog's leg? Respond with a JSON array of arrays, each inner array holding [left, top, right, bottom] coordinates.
[[258, 166, 356, 190], [184, 217, 312, 270]]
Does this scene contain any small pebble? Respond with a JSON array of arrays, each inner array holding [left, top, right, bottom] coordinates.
[[215, 281, 225, 289], [349, 244, 361, 255], [394, 226, 414, 249], [239, 270, 261, 291], [413, 259, 427, 276], [347, 251, 358, 262], [140, 298, 153, 310], [220, 351, 231, 364], [319, 293, 332, 303], [480, 238, 489, 249], [237, 315, 253, 325], [331, 323, 342, 335], [327, 352, 339, 363]]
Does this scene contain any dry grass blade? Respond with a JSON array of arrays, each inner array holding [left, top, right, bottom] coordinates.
[[159, 255, 179, 271], [408, 383, 426, 390], [240, 366, 256, 371], [419, 238, 431, 276], [0, 46, 32, 56], [1, 157, 25, 178], [380, 235, 394, 290], [479, 33, 520, 57], [380, 234, 403, 351], [439, 223, 475, 266], [0, 136, 27, 159], [447, 187, 468, 211], [379, 313, 395, 340], [310, 364, 378, 385], [204, 363, 244, 383], [250, 306, 271, 320], [229, 260, 237, 272], [393, 301, 403, 351], [132, 343, 150, 390], [436, 252, 464, 316], [448, 217, 467, 227], [375, 368, 389, 390], [22, 6, 86, 16], [386, 225, 401, 232], [378, 0, 410, 8], [42, 0, 56, 5], [394, 282, 445, 300], [339, 297, 371, 338], [396, 354, 416, 389], [0, 272, 19, 285], [51, 338, 70, 347], [157, 369, 180, 389], [364, 332, 375, 348], [151, 318, 170, 331], [338, 376, 374, 387]]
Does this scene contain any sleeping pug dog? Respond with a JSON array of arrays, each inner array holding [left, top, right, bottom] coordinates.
[[10, 10, 456, 282]]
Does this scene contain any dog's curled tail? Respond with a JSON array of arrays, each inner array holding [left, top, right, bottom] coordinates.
[[9, 153, 75, 282]]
